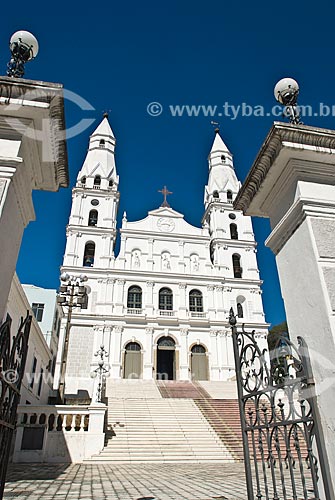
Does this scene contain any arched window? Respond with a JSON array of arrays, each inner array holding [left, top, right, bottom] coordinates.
[[88, 209, 98, 227], [81, 176, 86, 185], [189, 289, 203, 312], [159, 287, 173, 310], [227, 190, 233, 203], [232, 254, 242, 278], [108, 179, 113, 188], [213, 190, 219, 199], [83, 242, 95, 267], [237, 303, 243, 318], [230, 223, 238, 240], [191, 344, 206, 354], [127, 286, 142, 309], [94, 175, 101, 187], [157, 336, 175, 348], [99, 139, 105, 148], [125, 342, 141, 351]]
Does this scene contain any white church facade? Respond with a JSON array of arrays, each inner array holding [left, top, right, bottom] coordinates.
[[55, 116, 268, 398]]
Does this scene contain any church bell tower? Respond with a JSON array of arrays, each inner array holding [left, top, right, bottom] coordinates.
[[203, 129, 258, 281], [62, 114, 120, 271]]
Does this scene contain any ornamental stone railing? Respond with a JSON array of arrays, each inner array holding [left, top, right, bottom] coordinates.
[[13, 403, 107, 463]]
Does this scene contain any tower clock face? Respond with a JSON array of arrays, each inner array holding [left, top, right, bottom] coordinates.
[[157, 217, 175, 232]]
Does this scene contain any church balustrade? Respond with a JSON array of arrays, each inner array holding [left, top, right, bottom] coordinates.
[[159, 310, 175, 317], [189, 311, 207, 318], [126, 307, 144, 315], [13, 404, 106, 463]]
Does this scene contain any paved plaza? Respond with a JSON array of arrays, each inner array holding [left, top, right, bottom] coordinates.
[[4, 463, 248, 500]]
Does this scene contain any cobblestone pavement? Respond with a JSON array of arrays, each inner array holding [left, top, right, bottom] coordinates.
[[4, 463, 248, 500], [4, 462, 315, 500]]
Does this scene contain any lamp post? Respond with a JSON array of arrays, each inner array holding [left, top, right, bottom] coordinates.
[[90, 345, 110, 403], [274, 77, 302, 125], [7, 30, 39, 78], [57, 272, 88, 402]]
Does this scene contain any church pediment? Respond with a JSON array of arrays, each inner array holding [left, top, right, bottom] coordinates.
[[123, 206, 204, 236], [148, 206, 184, 218]]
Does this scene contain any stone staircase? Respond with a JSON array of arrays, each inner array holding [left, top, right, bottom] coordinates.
[[87, 397, 234, 463], [156, 380, 211, 399], [195, 399, 244, 461]]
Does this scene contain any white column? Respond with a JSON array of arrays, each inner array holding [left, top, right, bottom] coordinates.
[[114, 279, 125, 315], [178, 241, 185, 273], [179, 328, 189, 380], [147, 238, 154, 271], [145, 281, 155, 315], [234, 122, 335, 496], [143, 327, 154, 379], [106, 278, 115, 307], [178, 283, 187, 319], [209, 331, 219, 380], [215, 285, 225, 320], [207, 285, 216, 320], [111, 325, 123, 378], [74, 232, 82, 266]]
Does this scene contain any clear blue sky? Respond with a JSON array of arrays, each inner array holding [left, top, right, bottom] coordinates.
[[2, 0, 335, 327]]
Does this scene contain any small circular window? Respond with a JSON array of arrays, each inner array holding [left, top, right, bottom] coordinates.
[[91, 199, 99, 206], [229, 213, 236, 220]]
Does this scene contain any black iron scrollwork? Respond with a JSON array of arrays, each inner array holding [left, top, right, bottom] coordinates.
[[229, 308, 321, 500], [0, 312, 31, 499]]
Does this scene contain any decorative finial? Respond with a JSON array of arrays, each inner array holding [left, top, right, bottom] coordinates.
[[158, 186, 173, 208], [103, 112, 109, 118]]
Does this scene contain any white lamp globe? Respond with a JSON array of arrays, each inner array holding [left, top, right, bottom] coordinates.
[[274, 78, 299, 105], [10, 30, 39, 60], [60, 272, 70, 282]]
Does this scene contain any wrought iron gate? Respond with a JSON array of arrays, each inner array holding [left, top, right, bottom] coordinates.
[[229, 308, 331, 500], [0, 312, 31, 499]]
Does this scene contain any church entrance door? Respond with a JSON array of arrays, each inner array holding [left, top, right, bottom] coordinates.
[[191, 345, 208, 381], [156, 336, 175, 380], [123, 342, 142, 379]]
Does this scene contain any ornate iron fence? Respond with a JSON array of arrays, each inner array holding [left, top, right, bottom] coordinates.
[[229, 308, 331, 500], [0, 312, 31, 499]]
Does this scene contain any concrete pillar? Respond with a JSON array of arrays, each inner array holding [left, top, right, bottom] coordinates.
[[111, 325, 123, 378], [143, 327, 154, 379], [209, 331, 219, 380], [145, 281, 155, 315], [178, 283, 187, 319], [235, 122, 335, 498], [0, 76, 68, 320], [179, 328, 189, 380]]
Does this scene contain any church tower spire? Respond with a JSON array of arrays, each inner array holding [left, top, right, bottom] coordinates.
[[203, 129, 256, 273], [62, 114, 120, 270], [204, 129, 240, 210], [76, 114, 118, 190]]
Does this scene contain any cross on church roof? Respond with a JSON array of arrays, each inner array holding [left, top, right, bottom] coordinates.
[[211, 120, 220, 133], [158, 186, 173, 207]]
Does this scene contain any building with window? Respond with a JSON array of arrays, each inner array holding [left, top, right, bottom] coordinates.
[[56, 116, 268, 397], [22, 284, 63, 379], [6, 275, 55, 405]]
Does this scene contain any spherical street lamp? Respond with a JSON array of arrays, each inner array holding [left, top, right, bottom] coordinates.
[[56, 273, 88, 401], [274, 77, 302, 125], [7, 30, 39, 78]]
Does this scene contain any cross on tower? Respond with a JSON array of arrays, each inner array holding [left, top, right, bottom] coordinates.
[[158, 186, 173, 207]]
